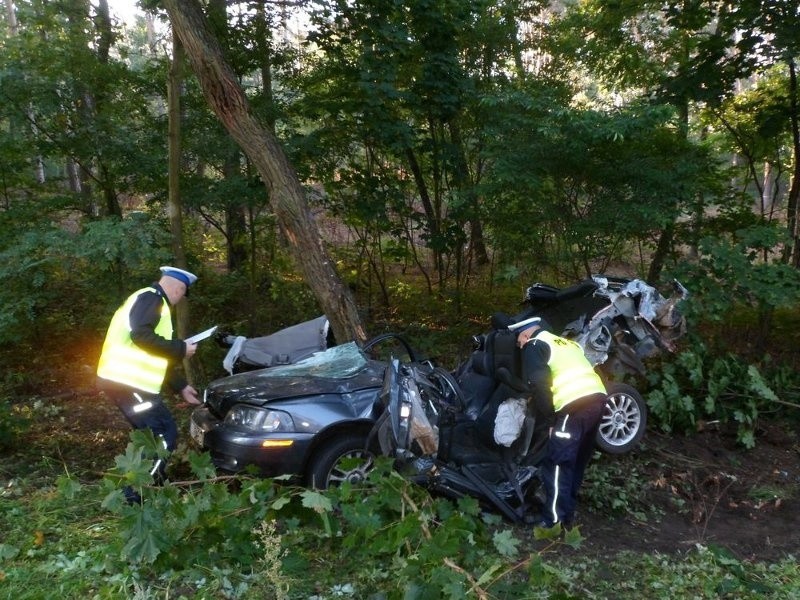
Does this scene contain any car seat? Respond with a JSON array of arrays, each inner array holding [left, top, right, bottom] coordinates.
[[471, 329, 531, 445]]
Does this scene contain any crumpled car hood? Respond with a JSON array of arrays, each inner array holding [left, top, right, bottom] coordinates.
[[205, 342, 387, 407]]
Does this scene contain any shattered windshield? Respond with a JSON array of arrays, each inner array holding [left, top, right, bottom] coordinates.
[[255, 342, 367, 378]]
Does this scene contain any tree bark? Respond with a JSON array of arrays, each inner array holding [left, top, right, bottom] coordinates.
[[162, 0, 367, 344], [5, 0, 18, 34], [167, 29, 197, 383], [223, 149, 248, 272], [784, 58, 800, 267], [647, 223, 674, 284]]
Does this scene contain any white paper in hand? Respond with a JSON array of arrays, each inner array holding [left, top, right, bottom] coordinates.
[[185, 325, 218, 345]]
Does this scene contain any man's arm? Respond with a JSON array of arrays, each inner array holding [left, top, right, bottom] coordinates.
[[521, 340, 555, 427], [128, 290, 186, 360]]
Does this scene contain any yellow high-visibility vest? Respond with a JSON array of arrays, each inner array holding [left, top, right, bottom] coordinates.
[[534, 331, 606, 411], [97, 287, 173, 393]]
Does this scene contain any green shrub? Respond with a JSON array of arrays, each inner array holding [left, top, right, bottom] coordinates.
[[645, 342, 794, 447]]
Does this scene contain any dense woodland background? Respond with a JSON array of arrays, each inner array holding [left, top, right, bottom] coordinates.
[[1, 0, 800, 427], [0, 2, 799, 333], [2, 2, 800, 598]]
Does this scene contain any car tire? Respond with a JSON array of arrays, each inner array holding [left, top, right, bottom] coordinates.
[[306, 434, 375, 489], [595, 382, 647, 454]]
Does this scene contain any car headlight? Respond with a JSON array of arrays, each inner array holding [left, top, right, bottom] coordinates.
[[224, 405, 295, 433]]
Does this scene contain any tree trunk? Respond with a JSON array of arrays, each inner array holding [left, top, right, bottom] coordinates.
[[7, 0, 45, 184], [784, 58, 800, 267], [447, 120, 488, 267], [255, 2, 275, 134], [163, 0, 367, 344], [649, 92, 688, 282], [404, 145, 442, 281], [167, 29, 197, 383], [647, 223, 674, 284], [5, 0, 17, 34], [223, 148, 248, 272]]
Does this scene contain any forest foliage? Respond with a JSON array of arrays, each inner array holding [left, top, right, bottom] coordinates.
[[0, 0, 798, 462], [2, 1, 800, 598], [0, 0, 798, 459], [1, 0, 799, 345]]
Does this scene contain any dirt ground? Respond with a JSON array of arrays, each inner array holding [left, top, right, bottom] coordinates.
[[574, 422, 800, 562], [6, 383, 800, 564]]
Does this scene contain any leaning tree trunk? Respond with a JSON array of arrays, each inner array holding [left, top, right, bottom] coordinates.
[[162, 0, 367, 344]]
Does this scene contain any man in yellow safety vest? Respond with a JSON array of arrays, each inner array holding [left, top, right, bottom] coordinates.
[[513, 317, 607, 529], [97, 266, 201, 503]]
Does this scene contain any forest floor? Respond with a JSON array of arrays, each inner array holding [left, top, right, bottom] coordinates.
[[4, 373, 800, 565], [557, 420, 800, 563]]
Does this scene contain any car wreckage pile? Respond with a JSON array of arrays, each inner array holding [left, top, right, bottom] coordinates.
[[190, 276, 688, 522]]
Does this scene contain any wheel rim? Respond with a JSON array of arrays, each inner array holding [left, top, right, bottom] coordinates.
[[598, 391, 641, 448], [327, 450, 375, 486]]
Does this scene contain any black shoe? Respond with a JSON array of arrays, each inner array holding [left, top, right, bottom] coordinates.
[[563, 511, 578, 529], [532, 519, 556, 529], [523, 512, 540, 525]]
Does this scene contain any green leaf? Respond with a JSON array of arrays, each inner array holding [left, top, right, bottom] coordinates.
[[747, 365, 779, 402], [0, 543, 20, 562], [476, 561, 505, 586], [56, 474, 82, 500], [100, 488, 126, 512], [455, 495, 481, 517], [492, 528, 520, 558], [130, 429, 170, 458], [113, 443, 155, 487], [121, 508, 166, 564], [300, 489, 333, 513], [442, 581, 466, 598], [563, 526, 584, 548], [187, 450, 217, 480], [737, 429, 756, 449], [300, 489, 334, 536], [533, 522, 562, 540], [270, 495, 292, 511]]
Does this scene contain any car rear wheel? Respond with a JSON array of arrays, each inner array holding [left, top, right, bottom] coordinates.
[[595, 382, 647, 454], [306, 434, 375, 489]]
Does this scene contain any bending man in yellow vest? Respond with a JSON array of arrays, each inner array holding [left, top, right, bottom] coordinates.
[[97, 266, 201, 502], [514, 318, 607, 529]]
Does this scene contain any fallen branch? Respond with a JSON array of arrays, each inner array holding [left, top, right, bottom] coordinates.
[[443, 557, 490, 600], [769, 397, 800, 410]]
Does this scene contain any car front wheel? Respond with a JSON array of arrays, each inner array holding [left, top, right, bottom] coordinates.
[[306, 434, 375, 489], [595, 382, 647, 454]]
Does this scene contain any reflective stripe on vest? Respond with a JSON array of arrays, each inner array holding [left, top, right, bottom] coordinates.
[[97, 287, 172, 393], [535, 331, 606, 411]]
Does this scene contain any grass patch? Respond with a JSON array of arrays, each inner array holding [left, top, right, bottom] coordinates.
[[747, 483, 796, 503], [561, 546, 800, 599], [0, 482, 120, 599], [2, 456, 798, 600]]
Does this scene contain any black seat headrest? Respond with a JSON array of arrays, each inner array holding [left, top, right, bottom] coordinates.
[[554, 279, 598, 302], [496, 367, 531, 393], [490, 312, 514, 330]]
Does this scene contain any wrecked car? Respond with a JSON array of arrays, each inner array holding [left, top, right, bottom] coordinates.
[[189, 276, 687, 491], [502, 275, 689, 452]]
